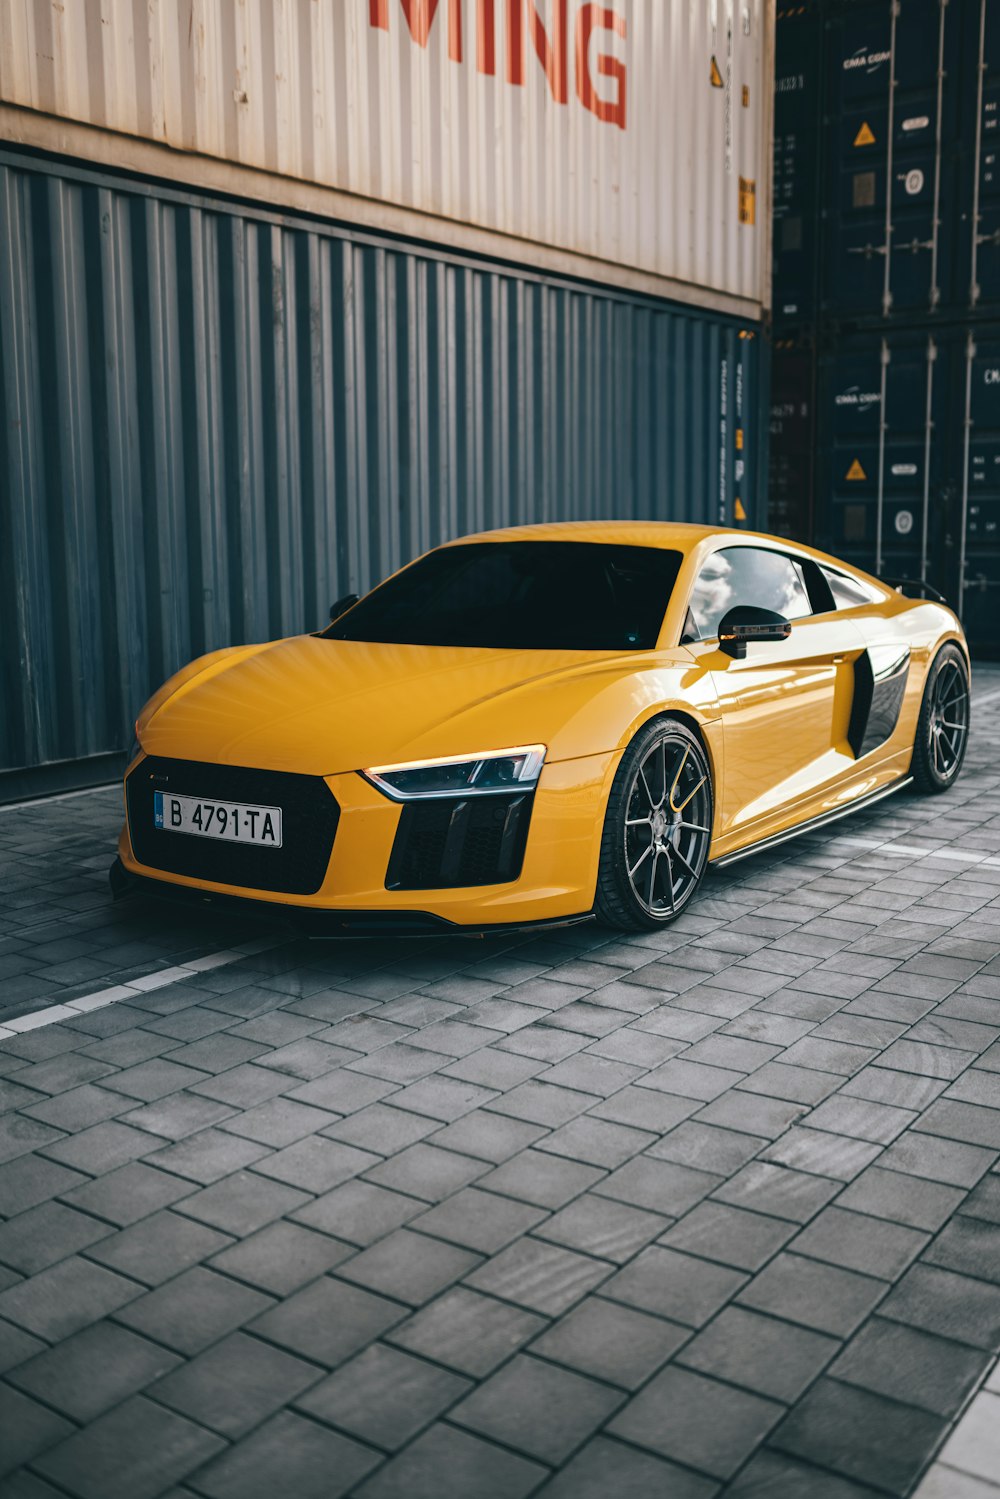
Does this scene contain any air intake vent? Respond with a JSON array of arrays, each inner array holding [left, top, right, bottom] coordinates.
[[387, 793, 533, 890]]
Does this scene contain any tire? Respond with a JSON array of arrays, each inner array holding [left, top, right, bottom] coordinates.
[[595, 717, 713, 930], [910, 643, 970, 795]]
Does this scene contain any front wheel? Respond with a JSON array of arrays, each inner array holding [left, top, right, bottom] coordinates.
[[595, 718, 713, 930], [910, 643, 970, 794]]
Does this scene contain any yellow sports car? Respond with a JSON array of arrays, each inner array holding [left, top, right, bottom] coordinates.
[[112, 522, 971, 935]]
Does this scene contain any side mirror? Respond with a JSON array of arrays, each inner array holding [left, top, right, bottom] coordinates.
[[718, 605, 792, 660], [329, 594, 359, 623]]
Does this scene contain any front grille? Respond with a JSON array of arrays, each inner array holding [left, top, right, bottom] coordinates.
[[126, 757, 339, 895], [386, 793, 533, 890]]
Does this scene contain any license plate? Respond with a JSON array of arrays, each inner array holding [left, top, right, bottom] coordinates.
[[154, 791, 282, 848]]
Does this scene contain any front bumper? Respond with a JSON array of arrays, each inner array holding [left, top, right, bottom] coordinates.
[[115, 750, 616, 930]]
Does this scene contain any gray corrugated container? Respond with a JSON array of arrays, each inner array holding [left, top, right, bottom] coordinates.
[[0, 148, 764, 797]]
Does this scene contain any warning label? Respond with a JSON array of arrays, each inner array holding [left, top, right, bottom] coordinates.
[[734, 498, 747, 522], [854, 121, 876, 147], [846, 458, 867, 481], [710, 55, 724, 88], [739, 178, 756, 225]]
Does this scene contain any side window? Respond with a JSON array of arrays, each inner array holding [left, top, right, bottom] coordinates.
[[821, 566, 882, 610], [684, 547, 812, 641]]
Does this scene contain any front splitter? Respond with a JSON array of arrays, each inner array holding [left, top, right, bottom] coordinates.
[[109, 857, 595, 939]]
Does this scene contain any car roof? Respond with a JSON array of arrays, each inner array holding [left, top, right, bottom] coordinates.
[[444, 520, 810, 558]]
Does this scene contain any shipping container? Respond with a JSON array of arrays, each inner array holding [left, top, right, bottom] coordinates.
[[772, 0, 1000, 325], [799, 322, 1000, 657], [768, 336, 816, 542], [0, 0, 772, 317], [0, 147, 764, 799]]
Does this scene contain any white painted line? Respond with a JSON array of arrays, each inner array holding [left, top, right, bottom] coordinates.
[[0, 938, 288, 1045], [3, 1005, 84, 1033]]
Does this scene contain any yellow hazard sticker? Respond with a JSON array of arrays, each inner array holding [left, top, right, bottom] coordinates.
[[734, 498, 748, 522], [738, 178, 756, 226], [846, 458, 867, 481], [742, 84, 750, 107], [735, 428, 744, 451], [854, 121, 876, 147], [710, 55, 724, 88]]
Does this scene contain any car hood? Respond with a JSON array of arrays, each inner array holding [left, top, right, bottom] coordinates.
[[138, 634, 668, 775]]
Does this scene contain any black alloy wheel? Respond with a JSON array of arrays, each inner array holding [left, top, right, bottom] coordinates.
[[595, 718, 713, 929], [911, 643, 970, 794]]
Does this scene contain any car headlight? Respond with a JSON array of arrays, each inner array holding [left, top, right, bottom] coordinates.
[[363, 745, 546, 801]]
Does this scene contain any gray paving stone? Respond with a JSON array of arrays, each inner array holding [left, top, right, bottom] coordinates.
[[120, 1090, 237, 1139], [593, 1156, 721, 1217], [646, 1120, 766, 1175], [297, 1341, 471, 1450], [322, 1101, 439, 1154], [0, 1255, 142, 1340], [336, 1227, 480, 1304], [727, 1447, 898, 1496], [451, 1352, 623, 1465], [0, 1318, 46, 1376], [115, 1264, 274, 1355], [478, 1149, 604, 1208], [914, 1098, 1000, 1150], [535, 1114, 655, 1169], [536, 1436, 718, 1499], [251, 1134, 380, 1193], [658, 1200, 797, 1271], [152, 1328, 321, 1436], [830, 1317, 991, 1418], [292, 1177, 424, 1245], [712, 1161, 841, 1222], [221, 1097, 336, 1146], [188, 1062, 290, 1107], [960, 1173, 1000, 1222], [6, 1320, 182, 1422], [790, 1206, 929, 1280], [385, 1074, 499, 1121], [175, 1407, 379, 1499], [677, 1304, 838, 1403], [877, 1132, 997, 1186], [604, 1245, 747, 1326], [363, 1142, 490, 1201], [209, 1219, 354, 1294], [761, 1126, 883, 1182], [0, 1384, 75, 1482], [242, 1274, 404, 1372], [352, 1421, 545, 1499], [770, 1377, 948, 1497], [464, 1235, 611, 1315], [608, 1363, 784, 1479], [409, 1185, 548, 1253], [588, 1085, 701, 1133], [879, 1263, 1000, 1350], [101, 1056, 210, 1101], [0, 1200, 113, 1275], [442, 1046, 547, 1091], [533, 1192, 670, 1264], [85, 1207, 232, 1286], [60, 1159, 196, 1225], [142, 1126, 271, 1183], [841, 1066, 949, 1111], [695, 1090, 809, 1138], [0, 1153, 86, 1216], [532, 1294, 689, 1388], [737, 1253, 887, 1338], [923, 1214, 1000, 1284], [387, 1285, 546, 1377], [173, 1170, 310, 1236], [488, 1078, 600, 1126]]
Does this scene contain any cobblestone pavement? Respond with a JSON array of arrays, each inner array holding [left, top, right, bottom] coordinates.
[[1, 668, 1000, 1498]]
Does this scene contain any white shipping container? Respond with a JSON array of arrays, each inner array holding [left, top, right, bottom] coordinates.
[[0, 0, 772, 311]]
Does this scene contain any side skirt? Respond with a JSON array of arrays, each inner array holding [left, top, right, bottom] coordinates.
[[708, 776, 914, 870]]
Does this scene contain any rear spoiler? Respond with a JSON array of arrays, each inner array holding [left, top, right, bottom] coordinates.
[[881, 576, 948, 605]]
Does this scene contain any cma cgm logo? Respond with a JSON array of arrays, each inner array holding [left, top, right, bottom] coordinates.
[[843, 45, 891, 75], [835, 385, 880, 414], [983, 368, 1000, 384], [369, 0, 628, 129]]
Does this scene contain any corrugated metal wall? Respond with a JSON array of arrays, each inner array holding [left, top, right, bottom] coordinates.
[[0, 148, 761, 788]]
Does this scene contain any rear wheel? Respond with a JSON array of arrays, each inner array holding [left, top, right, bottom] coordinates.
[[595, 718, 713, 930], [910, 644, 970, 794]]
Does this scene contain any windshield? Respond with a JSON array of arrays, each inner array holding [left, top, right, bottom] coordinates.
[[325, 541, 683, 651]]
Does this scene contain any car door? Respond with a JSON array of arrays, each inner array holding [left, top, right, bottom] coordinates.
[[681, 544, 865, 840]]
